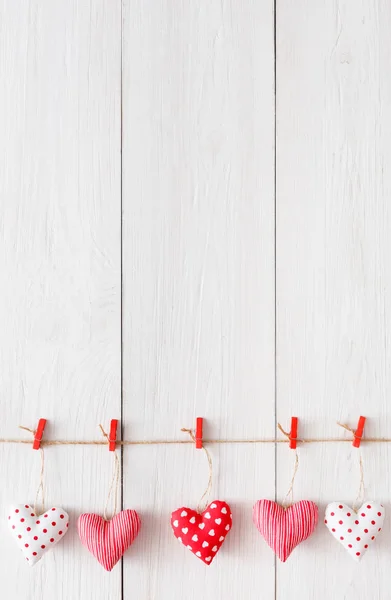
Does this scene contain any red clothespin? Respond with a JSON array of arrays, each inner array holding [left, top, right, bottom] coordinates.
[[195, 417, 203, 449], [33, 419, 47, 450], [109, 419, 118, 451], [353, 416, 366, 448], [289, 416, 298, 449]]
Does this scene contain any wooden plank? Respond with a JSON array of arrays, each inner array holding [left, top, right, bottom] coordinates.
[[122, 0, 275, 597], [0, 0, 121, 596], [277, 0, 391, 597]]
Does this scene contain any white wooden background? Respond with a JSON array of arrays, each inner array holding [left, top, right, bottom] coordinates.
[[0, 0, 390, 598]]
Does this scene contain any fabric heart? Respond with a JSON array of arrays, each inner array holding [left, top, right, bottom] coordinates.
[[171, 500, 232, 565], [78, 510, 141, 571], [253, 499, 318, 562], [7, 504, 69, 566], [325, 501, 384, 561]]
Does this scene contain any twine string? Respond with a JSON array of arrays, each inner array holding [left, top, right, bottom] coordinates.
[[277, 423, 302, 445], [7, 436, 391, 446], [99, 425, 120, 521], [277, 423, 300, 508], [34, 449, 45, 516], [19, 426, 36, 436], [337, 424, 366, 510], [337, 422, 360, 440], [282, 450, 299, 509], [19, 426, 45, 516], [353, 453, 365, 511], [181, 428, 213, 514], [8, 421, 391, 446], [15, 422, 367, 516]]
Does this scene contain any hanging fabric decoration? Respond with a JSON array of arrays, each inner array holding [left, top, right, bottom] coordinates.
[[253, 418, 318, 562], [7, 420, 69, 566], [77, 421, 141, 571], [170, 418, 232, 565], [325, 418, 385, 560]]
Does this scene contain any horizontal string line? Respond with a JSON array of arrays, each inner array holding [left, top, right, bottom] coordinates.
[[1, 437, 391, 446]]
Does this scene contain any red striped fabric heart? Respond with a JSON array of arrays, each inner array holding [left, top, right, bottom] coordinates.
[[253, 499, 318, 562], [78, 510, 141, 571], [171, 500, 232, 565]]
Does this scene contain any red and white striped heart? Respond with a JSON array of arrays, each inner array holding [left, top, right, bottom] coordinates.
[[78, 510, 141, 571], [7, 504, 69, 566], [325, 501, 385, 561], [171, 500, 232, 565], [253, 499, 318, 562]]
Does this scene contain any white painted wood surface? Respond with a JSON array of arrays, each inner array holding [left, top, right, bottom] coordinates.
[[122, 0, 274, 598], [277, 0, 391, 598], [0, 0, 390, 598], [0, 0, 121, 598]]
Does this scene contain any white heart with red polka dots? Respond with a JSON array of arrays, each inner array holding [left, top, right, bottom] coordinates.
[[324, 501, 384, 561], [7, 504, 69, 566]]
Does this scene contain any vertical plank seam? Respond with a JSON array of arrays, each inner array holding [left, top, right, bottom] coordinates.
[[120, 0, 124, 597], [273, 0, 278, 597]]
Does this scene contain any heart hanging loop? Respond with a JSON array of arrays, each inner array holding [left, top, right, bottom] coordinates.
[[181, 427, 213, 514], [282, 450, 299, 509], [34, 449, 45, 516], [19, 425, 46, 515], [337, 421, 366, 511], [353, 453, 365, 511], [99, 424, 120, 521], [277, 422, 300, 508]]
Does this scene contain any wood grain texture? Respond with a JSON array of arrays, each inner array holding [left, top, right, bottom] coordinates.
[[0, 0, 121, 598], [122, 0, 275, 598], [277, 0, 391, 597], [2, 0, 390, 597]]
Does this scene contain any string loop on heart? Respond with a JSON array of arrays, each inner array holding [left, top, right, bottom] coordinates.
[[19, 426, 46, 515], [282, 450, 299, 508], [35, 449, 45, 516], [99, 425, 120, 521], [181, 427, 213, 513], [337, 423, 366, 511], [353, 453, 365, 511], [278, 423, 300, 508]]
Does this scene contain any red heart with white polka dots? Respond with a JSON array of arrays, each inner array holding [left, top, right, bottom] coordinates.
[[325, 501, 385, 561], [7, 504, 69, 566], [171, 500, 232, 565]]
